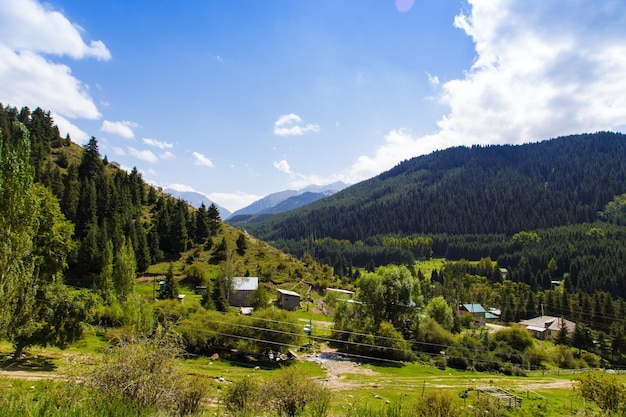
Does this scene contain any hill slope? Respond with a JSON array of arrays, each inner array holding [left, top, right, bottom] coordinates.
[[245, 132, 626, 242]]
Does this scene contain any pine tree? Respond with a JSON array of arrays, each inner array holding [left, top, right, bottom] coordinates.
[[195, 202, 209, 243], [61, 164, 79, 221], [207, 203, 221, 236], [159, 262, 179, 300], [212, 276, 229, 312], [236, 232, 248, 255], [78, 136, 104, 179]]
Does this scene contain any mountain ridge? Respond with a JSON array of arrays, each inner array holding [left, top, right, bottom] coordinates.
[[242, 132, 626, 243], [227, 181, 348, 219]]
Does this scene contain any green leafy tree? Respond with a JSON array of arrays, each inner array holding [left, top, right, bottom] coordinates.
[[12, 284, 96, 358], [0, 144, 77, 357], [251, 284, 270, 310], [96, 240, 116, 303], [30, 183, 75, 280], [356, 265, 419, 328], [159, 262, 179, 300], [113, 236, 137, 301], [577, 372, 626, 415], [0, 122, 38, 348], [424, 296, 454, 331], [185, 264, 206, 287]]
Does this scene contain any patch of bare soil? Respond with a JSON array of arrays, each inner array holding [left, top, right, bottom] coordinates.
[[301, 346, 379, 390], [0, 369, 60, 381], [518, 379, 574, 391]]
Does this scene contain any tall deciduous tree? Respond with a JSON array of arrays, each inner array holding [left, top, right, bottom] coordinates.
[[113, 236, 137, 302], [96, 240, 116, 303], [0, 122, 38, 342]]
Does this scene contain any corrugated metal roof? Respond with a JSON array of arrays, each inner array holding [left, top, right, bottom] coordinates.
[[277, 288, 301, 297], [462, 303, 486, 313], [232, 277, 258, 291]]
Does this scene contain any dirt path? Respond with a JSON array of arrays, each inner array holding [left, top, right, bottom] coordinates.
[[301, 346, 379, 390], [0, 369, 60, 381]]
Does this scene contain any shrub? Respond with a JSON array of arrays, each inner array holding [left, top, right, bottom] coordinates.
[[262, 366, 331, 417], [491, 325, 534, 352], [222, 376, 261, 417], [84, 327, 208, 415], [413, 391, 461, 417]]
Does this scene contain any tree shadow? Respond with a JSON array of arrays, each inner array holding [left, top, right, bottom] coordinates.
[[0, 353, 57, 373]]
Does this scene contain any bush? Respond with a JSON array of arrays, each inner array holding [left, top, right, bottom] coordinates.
[[84, 327, 208, 415], [413, 391, 461, 417], [259, 366, 330, 417], [491, 325, 534, 352], [221, 376, 261, 417]]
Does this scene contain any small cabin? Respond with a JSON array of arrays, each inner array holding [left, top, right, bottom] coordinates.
[[228, 277, 258, 307], [276, 289, 301, 311]]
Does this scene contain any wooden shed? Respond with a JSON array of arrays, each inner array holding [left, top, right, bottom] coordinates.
[[276, 289, 301, 311]]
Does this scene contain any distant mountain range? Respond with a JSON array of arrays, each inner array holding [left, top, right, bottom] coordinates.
[[226, 181, 348, 220], [165, 181, 349, 221], [163, 189, 232, 219]]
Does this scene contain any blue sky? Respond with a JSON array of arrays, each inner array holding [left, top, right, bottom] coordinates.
[[2, 0, 626, 211]]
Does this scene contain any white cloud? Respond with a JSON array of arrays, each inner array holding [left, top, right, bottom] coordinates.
[[160, 151, 175, 160], [167, 183, 197, 193], [128, 147, 158, 163], [208, 191, 263, 213], [193, 151, 214, 167], [273, 159, 292, 174], [101, 120, 138, 139], [0, 0, 111, 60], [341, 0, 626, 184], [143, 137, 173, 149], [274, 113, 320, 137], [0, 0, 109, 139], [438, 0, 626, 146], [50, 112, 90, 144], [426, 72, 439, 87], [0, 44, 101, 120], [112, 146, 125, 156]]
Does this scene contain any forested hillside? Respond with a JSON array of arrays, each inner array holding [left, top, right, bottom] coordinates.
[[0, 104, 326, 291], [248, 132, 626, 240], [243, 132, 626, 299]]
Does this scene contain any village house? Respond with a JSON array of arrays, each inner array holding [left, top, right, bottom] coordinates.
[[228, 277, 258, 307], [276, 289, 301, 311], [519, 315, 576, 341], [459, 303, 487, 325]]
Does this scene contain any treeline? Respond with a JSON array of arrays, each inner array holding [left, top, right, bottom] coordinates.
[[247, 131, 626, 244], [0, 104, 221, 286]]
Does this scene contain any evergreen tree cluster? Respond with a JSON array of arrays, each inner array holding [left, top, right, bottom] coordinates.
[[0, 104, 222, 287]]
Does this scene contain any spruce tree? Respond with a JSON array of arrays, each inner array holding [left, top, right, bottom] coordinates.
[[211, 276, 229, 312], [207, 203, 221, 235], [159, 262, 179, 300]]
